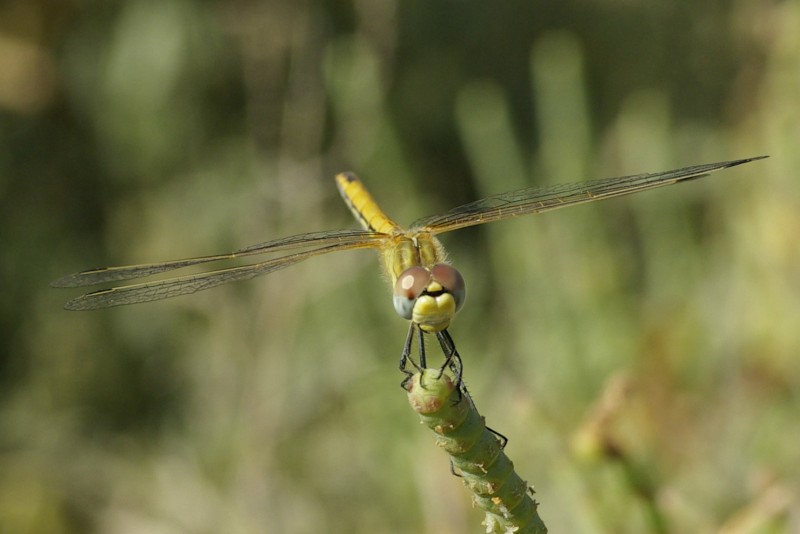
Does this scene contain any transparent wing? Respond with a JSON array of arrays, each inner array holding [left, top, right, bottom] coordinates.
[[53, 229, 387, 311], [412, 156, 766, 234]]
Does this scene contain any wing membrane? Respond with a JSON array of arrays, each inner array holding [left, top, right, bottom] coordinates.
[[52, 229, 384, 288], [55, 230, 387, 311], [412, 157, 766, 234]]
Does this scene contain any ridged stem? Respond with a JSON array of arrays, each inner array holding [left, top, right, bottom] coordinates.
[[406, 369, 547, 533]]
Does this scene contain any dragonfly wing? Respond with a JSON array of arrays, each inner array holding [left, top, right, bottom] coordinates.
[[61, 236, 386, 311], [411, 156, 766, 234], [52, 229, 385, 288]]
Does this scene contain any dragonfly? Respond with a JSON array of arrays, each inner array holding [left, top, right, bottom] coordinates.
[[53, 156, 766, 382]]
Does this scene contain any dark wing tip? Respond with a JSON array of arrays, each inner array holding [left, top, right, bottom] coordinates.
[[677, 155, 769, 183], [731, 155, 769, 165]]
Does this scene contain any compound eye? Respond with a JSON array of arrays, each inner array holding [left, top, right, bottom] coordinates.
[[431, 263, 466, 312], [392, 266, 431, 319]]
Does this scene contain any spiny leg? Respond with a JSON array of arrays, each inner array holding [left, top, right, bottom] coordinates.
[[418, 326, 428, 369], [487, 426, 509, 450], [433, 329, 467, 406], [435, 329, 463, 387], [398, 323, 417, 389], [399, 323, 425, 389]]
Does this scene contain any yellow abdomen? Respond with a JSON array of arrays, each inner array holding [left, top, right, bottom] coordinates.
[[335, 173, 401, 235]]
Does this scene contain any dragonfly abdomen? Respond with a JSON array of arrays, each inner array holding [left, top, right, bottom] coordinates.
[[335, 172, 400, 235]]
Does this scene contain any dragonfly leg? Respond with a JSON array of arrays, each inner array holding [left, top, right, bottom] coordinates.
[[434, 329, 467, 405], [418, 326, 427, 369], [486, 426, 509, 450], [435, 329, 463, 386], [399, 324, 422, 389], [449, 458, 463, 478]]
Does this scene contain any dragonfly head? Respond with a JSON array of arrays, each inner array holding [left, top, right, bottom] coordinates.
[[392, 264, 466, 332]]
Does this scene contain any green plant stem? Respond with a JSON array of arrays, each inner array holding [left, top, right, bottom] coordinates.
[[406, 369, 547, 534]]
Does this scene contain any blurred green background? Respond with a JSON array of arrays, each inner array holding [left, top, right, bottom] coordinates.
[[1, 1, 797, 532]]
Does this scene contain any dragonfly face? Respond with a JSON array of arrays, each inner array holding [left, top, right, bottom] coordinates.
[[392, 263, 466, 332]]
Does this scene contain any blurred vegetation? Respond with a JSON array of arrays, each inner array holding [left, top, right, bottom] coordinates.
[[1, 0, 797, 532]]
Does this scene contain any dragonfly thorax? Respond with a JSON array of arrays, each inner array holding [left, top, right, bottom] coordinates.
[[392, 264, 466, 332]]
